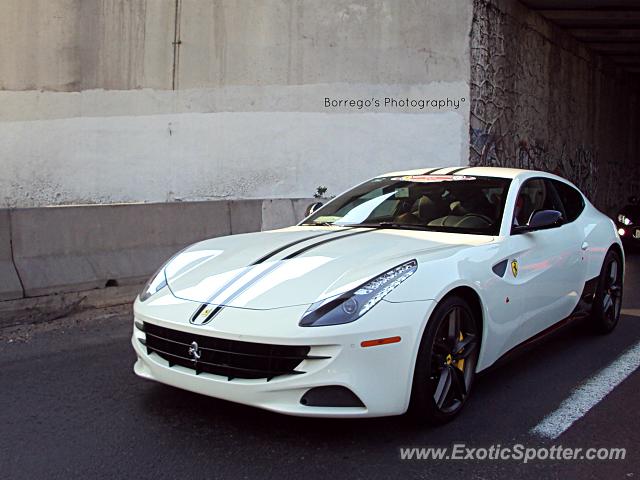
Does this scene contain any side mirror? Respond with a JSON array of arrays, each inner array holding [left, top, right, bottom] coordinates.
[[305, 202, 324, 217], [513, 209, 563, 233]]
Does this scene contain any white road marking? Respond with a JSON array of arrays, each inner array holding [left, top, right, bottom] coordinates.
[[531, 340, 640, 439]]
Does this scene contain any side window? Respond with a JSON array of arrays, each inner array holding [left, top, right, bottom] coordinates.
[[551, 180, 585, 223], [513, 179, 546, 226], [512, 178, 565, 227], [542, 179, 566, 217]]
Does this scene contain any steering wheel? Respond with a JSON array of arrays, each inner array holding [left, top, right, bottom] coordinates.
[[459, 213, 492, 225]]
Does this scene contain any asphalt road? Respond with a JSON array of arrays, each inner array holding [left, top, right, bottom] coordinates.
[[1, 253, 639, 480]]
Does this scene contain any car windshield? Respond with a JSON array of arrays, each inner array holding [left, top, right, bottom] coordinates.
[[303, 174, 511, 235]]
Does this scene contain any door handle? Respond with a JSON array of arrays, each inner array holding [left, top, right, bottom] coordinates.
[[581, 241, 589, 251]]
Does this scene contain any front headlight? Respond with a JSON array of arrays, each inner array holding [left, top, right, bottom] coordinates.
[[618, 214, 633, 226], [299, 260, 417, 327], [139, 266, 168, 302]]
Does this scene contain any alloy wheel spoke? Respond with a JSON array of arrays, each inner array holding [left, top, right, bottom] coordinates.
[[456, 340, 478, 359], [454, 333, 476, 354], [609, 261, 618, 285], [447, 308, 460, 342], [603, 293, 613, 313], [450, 365, 467, 398], [434, 365, 452, 408]]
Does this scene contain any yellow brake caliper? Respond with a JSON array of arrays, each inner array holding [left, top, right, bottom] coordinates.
[[456, 331, 465, 371]]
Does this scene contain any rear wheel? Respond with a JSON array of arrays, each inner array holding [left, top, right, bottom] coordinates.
[[409, 295, 480, 425], [591, 249, 623, 334]]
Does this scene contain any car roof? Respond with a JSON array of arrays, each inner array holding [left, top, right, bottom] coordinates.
[[377, 166, 558, 181]]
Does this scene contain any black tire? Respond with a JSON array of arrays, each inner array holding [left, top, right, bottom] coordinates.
[[408, 295, 480, 425], [591, 249, 623, 334]]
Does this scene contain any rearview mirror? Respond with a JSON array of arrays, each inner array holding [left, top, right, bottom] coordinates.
[[513, 209, 563, 234], [305, 202, 324, 217]]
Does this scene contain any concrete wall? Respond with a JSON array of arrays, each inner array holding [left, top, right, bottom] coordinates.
[[0, 197, 312, 301], [470, 0, 640, 214], [0, 0, 473, 208]]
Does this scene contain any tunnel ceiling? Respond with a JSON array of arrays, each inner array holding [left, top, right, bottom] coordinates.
[[520, 0, 640, 75]]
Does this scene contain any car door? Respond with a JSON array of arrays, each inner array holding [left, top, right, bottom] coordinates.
[[505, 178, 587, 346]]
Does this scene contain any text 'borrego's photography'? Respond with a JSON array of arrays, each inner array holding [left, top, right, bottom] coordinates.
[[323, 96, 467, 111]]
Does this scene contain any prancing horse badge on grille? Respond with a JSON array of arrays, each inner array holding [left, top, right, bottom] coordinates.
[[188, 341, 201, 361]]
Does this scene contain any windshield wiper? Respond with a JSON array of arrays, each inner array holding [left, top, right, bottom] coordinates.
[[354, 222, 434, 231], [379, 222, 433, 230]]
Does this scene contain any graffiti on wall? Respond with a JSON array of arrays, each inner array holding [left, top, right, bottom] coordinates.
[[471, 127, 599, 199], [469, 0, 639, 214]]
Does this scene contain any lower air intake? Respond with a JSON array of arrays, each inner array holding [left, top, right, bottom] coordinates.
[[300, 386, 365, 407]]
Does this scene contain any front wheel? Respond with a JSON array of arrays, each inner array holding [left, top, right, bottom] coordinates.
[[408, 295, 480, 425], [591, 249, 623, 334]]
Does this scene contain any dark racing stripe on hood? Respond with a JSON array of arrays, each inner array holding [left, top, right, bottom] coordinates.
[[190, 228, 375, 325], [187, 229, 341, 316], [250, 229, 342, 265]]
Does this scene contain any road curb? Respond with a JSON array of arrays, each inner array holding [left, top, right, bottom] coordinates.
[[0, 283, 140, 330]]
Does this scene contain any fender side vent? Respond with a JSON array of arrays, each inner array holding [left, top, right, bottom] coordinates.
[[492, 259, 508, 277]]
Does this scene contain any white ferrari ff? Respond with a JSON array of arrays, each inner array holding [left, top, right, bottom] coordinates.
[[132, 167, 624, 424]]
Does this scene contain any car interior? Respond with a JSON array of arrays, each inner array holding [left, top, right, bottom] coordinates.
[[310, 177, 512, 234], [394, 186, 500, 229]]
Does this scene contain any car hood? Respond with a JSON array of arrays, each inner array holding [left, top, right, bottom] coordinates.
[[164, 226, 493, 309]]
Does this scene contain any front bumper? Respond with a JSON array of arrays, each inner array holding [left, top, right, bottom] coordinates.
[[132, 298, 435, 417]]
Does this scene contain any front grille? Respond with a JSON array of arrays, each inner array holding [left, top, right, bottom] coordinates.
[[142, 322, 327, 381]]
